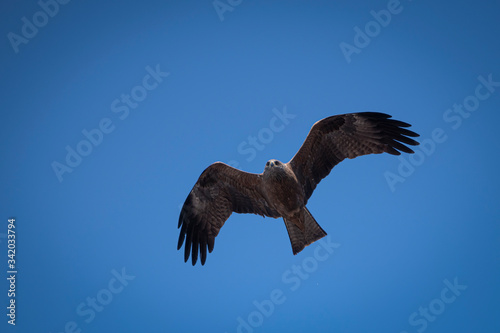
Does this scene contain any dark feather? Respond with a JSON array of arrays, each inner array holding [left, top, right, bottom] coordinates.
[[177, 162, 280, 265], [288, 112, 419, 202]]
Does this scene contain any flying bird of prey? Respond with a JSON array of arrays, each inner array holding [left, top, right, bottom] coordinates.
[[177, 112, 419, 265]]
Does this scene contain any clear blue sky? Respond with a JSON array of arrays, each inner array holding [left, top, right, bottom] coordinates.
[[1, 1, 499, 332]]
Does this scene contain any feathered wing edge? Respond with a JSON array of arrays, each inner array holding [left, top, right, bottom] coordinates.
[[288, 112, 420, 202]]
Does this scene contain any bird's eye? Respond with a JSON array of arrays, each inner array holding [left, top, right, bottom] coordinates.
[[266, 162, 269, 166], [275, 161, 280, 165]]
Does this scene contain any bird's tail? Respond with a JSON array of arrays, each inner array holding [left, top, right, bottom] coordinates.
[[283, 207, 327, 255]]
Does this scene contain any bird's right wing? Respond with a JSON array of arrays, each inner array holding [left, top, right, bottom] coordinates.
[[177, 162, 280, 265]]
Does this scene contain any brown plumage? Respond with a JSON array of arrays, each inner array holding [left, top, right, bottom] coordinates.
[[177, 112, 419, 265]]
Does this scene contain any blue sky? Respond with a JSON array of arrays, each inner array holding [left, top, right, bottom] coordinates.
[[1, 1, 499, 332]]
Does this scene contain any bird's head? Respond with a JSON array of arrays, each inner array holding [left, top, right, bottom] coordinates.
[[264, 159, 285, 173]]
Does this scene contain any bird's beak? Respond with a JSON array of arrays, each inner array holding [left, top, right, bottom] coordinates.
[[270, 161, 274, 167]]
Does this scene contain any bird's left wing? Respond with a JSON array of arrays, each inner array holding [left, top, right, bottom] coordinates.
[[288, 112, 419, 203], [177, 162, 280, 265]]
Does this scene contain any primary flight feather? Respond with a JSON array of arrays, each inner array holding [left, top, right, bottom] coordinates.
[[177, 112, 419, 265]]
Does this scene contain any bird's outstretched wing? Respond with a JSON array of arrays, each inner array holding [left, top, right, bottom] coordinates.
[[177, 162, 280, 265], [288, 112, 419, 202]]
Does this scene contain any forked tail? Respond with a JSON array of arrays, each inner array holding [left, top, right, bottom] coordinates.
[[283, 207, 327, 255]]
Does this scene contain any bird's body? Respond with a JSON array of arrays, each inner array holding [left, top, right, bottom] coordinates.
[[177, 112, 420, 265], [262, 160, 302, 220]]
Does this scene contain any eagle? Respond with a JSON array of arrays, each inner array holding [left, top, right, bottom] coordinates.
[[177, 112, 419, 265]]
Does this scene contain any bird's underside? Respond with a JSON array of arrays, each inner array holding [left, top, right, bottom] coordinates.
[[177, 112, 420, 265]]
